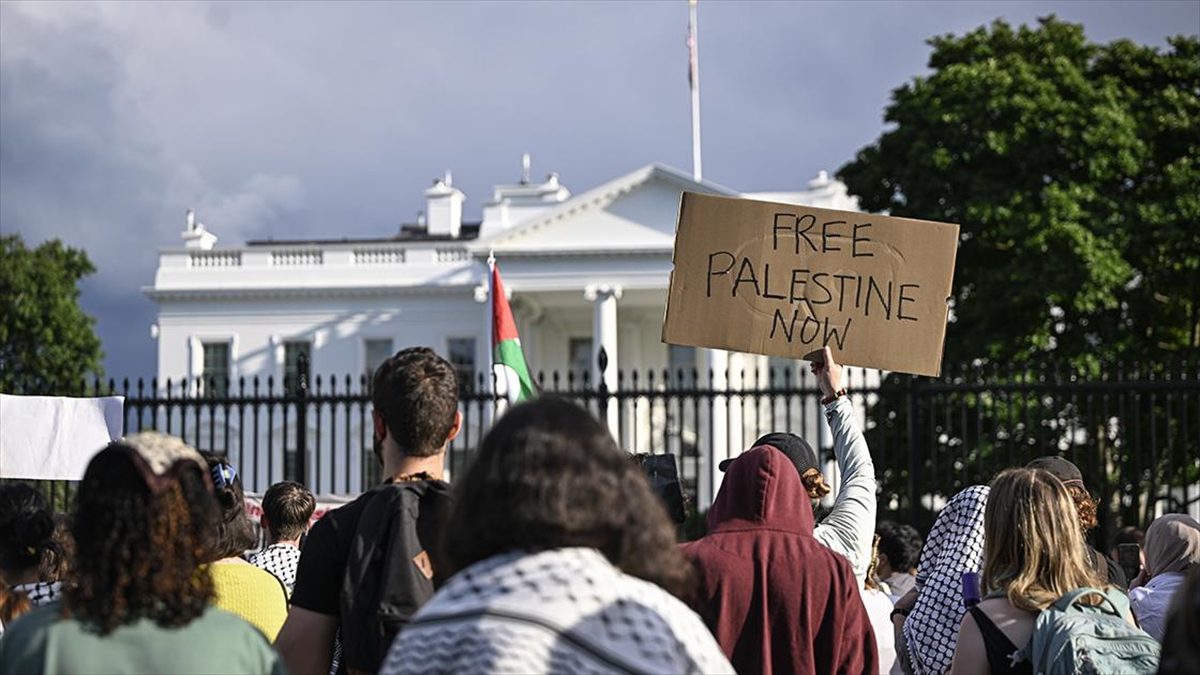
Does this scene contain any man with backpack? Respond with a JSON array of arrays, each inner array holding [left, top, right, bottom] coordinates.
[[277, 347, 461, 675]]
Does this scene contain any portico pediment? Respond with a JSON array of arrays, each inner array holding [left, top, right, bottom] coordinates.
[[473, 163, 737, 256]]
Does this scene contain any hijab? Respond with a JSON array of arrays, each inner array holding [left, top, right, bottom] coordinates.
[[903, 485, 989, 675], [1145, 514, 1200, 578]]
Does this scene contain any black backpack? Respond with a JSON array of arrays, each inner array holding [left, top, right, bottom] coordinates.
[[338, 478, 453, 674]]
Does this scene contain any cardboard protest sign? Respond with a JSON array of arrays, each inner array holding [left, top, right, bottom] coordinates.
[[0, 394, 125, 480], [662, 192, 959, 376]]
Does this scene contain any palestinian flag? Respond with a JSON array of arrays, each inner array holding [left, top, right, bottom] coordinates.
[[490, 260, 536, 403]]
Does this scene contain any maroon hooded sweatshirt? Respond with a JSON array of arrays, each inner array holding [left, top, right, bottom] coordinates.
[[680, 445, 878, 675]]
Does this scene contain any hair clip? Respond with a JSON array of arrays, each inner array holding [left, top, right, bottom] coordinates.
[[211, 462, 238, 489]]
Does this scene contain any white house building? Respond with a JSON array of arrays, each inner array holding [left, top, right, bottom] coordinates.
[[146, 160, 867, 498]]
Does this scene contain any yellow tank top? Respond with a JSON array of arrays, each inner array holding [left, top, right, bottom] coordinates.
[[205, 561, 289, 641]]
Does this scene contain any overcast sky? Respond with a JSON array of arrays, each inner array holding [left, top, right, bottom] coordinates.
[[2, 0, 1196, 379]]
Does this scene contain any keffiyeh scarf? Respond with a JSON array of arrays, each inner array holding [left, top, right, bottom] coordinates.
[[903, 485, 989, 675]]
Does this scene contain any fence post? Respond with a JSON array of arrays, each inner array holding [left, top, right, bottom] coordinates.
[[597, 346, 611, 435], [907, 374, 921, 523], [295, 352, 309, 486]]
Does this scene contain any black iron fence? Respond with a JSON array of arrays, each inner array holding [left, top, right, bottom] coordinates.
[[6, 356, 1197, 546]]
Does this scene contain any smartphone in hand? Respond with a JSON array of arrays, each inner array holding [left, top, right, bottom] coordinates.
[[1117, 543, 1141, 583]]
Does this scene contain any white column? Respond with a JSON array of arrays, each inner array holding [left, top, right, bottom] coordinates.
[[702, 348, 729, 507], [585, 284, 621, 437]]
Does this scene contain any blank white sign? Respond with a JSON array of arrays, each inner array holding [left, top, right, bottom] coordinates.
[[0, 394, 125, 481]]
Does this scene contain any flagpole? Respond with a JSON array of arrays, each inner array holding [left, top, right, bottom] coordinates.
[[690, 0, 727, 507], [688, 0, 703, 181]]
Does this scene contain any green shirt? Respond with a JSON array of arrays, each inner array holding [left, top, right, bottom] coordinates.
[[0, 602, 285, 675]]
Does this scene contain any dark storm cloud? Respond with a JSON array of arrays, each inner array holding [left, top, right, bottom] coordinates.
[[1, 1, 1195, 378]]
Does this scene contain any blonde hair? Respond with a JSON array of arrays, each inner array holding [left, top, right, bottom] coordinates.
[[983, 468, 1101, 612]]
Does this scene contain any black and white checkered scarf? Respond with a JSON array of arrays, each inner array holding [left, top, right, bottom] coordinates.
[[903, 485, 990, 675]]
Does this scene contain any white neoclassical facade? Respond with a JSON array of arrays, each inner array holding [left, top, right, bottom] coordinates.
[[148, 162, 861, 390], [146, 160, 866, 498]]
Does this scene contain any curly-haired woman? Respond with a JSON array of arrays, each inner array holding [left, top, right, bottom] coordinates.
[[1025, 456, 1127, 588], [0, 483, 61, 632], [0, 432, 283, 674], [379, 397, 733, 674]]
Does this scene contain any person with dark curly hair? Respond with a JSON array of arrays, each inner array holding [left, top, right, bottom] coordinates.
[[379, 397, 733, 674], [0, 483, 60, 632], [876, 520, 923, 599], [0, 432, 283, 674], [201, 453, 289, 640], [1026, 456, 1127, 589]]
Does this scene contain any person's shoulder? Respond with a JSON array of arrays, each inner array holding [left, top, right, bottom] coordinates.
[[1, 600, 61, 639], [318, 489, 375, 527], [194, 607, 283, 663], [0, 602, 60, 668], [201, 604, 271, 631], [977, 596, 1015, 611], [213, 562, 288, 595]]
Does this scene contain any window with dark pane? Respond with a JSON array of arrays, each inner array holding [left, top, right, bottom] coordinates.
[[569, 337, 593, 382], [668, 344, 696, 386], [364, 338, 394, 386], [283, 341, 311, 396], [201, 342, 230, 397], [447, 337, 477, 393]]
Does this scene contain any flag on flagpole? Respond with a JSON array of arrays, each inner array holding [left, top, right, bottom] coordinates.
[[489, 254, 536, 404], [687, 0, 699, 89]]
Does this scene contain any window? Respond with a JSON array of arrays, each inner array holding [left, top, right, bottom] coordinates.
[[283, 341, 312, 396], [768, 356, 796, 387], [364, 338, 394, 384], [447, 337, 477, 393], [569, 337, 593, 382], [668, 345, 696, 384], [201, 342, 230, 397]]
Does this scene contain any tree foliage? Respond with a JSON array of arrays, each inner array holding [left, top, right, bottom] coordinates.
[[0, 235, 103, 392], [838, 17, 1200, 372]]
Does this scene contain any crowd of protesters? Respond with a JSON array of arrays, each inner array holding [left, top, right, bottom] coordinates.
[[0, 345, 1197, 675]]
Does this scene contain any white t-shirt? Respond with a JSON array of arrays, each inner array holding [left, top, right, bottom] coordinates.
[[861, 586, 898, 675]]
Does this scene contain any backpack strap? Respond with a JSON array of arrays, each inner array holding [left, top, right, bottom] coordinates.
[[1052, 587, 1123, 617]]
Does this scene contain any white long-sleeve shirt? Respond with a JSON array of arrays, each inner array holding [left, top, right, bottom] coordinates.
[[814, 396, 878, 585]]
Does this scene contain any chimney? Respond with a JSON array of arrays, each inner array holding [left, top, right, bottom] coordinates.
[[181, 208, 218, 250], [424, 171, 464, 238], [479, 156, 571, 238]]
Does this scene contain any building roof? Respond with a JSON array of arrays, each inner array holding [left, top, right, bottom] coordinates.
[[245, 222, 482, 247], [475, 163, 737, 250]]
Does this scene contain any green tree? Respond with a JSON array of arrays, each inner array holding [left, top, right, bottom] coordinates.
[[839, 17, 1199, 536], [838, 17, 1199, 371], [0, 235, 104, 392]]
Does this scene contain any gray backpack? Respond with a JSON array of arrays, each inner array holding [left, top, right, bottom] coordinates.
[[1023, 587, 1160, 675]]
